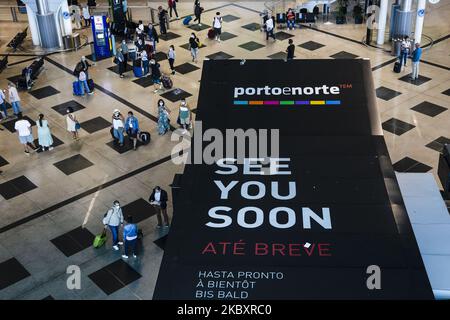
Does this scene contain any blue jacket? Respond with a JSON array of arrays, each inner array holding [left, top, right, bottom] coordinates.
[[412, 48, 422, 62], [125, 116, 139, 132], [123, 223, 138, 240]]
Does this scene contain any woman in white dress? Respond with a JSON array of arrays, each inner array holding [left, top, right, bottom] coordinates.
[[66, 107, 79, 140], [37, 114, 54, 151]]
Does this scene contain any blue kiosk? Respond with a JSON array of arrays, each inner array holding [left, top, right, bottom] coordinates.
[[90, 15, 113, 61]]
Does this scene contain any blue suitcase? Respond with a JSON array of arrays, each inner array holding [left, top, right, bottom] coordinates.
[[133, 66, 143, 77], [183, 16, 192, 25], [73, 80, 83, 96]]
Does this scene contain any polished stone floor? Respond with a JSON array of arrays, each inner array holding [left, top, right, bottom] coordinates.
[[0, 1, 449, 299]]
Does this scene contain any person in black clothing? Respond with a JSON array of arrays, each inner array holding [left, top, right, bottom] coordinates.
[[193, 0, 203, 26], [150, 60, 163, 92], [149, 186, 170, 228], [189, 32, 200, 63], [80, 56, 92, 78], [286, 39, 295, 61], [135, 38, 145, 52], [147, 23, 159, 53], [158, 6, 169, 34]]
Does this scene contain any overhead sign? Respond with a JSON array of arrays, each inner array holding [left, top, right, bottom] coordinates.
[[154, 59, 433, 300]]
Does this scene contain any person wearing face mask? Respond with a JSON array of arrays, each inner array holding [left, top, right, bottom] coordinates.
[[189, 33, 200, 63], [178, 99, 191, 134], [125, 111, 140, 150], [147, 23, 159, 53], [150, 59, 163, 92], [112, 109, 125, 147], [149, 186, 169, 228], [103, 200, 124, 251], [157, 99, 171, 135]]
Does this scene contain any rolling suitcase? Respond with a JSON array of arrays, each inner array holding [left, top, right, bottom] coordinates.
[[87, 79, 94, 92], [73, 80, 83, 96], [207, 28, 215, 39], [161, 74, 173, 89], [393, 61, 401, 73], [183, 16, 192, 25], [133, 66, 144, 77], [93, 229, 107, 248]]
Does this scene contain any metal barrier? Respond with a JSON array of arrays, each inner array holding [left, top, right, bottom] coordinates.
[[0, 4, 159, 24], [0, 5, 29, 22]]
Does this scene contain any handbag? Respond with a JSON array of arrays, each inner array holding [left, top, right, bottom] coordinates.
[[75, 122, 81, 130]]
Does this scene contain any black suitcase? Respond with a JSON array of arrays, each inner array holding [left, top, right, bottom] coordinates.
[[139, 131, 151, 145], [393, 61, 401, 73]]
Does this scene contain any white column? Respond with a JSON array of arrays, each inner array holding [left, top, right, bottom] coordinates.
[[61, 0, 73, 36], [26, 4, 40, 46], [377, 0, 389, 45], [414, 0, 426, 45]]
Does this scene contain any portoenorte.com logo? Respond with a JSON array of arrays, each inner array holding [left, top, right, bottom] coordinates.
[[233, 85, 342, 106]]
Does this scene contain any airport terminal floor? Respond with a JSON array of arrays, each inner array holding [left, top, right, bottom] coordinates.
[[0, 0, 449, 300]]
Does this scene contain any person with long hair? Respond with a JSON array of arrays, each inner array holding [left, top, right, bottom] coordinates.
[[157, 99, 170, 135], [66, 107, 79, 140], [36, 114, 54, 151]]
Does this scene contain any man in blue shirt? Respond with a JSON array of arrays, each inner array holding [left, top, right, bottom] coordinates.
[[125, 111, 140, 150], [411, 43, 422, 81]]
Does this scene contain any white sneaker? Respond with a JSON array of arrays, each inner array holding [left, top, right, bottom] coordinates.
[[198, 23, 202, 26], [113, 245, 119, 251], [133, 254, 137, 258], [118, 241, 123, 245], [49, 147, 54, 151], [122, 254, 129, 259]]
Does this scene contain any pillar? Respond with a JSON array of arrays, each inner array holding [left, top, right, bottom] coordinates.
[[61, 0, 73, 36], [26, 3, 40, 46], [414, 0, 426, 44], [376, 0, 388, 45]]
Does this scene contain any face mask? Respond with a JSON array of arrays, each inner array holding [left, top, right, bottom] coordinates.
[[159, 102, 164, 106], [115, 204, 120, 208], [182, 102, 186, 106]]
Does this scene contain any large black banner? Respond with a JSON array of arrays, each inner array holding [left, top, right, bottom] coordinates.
[[154, 60, 433, 299]]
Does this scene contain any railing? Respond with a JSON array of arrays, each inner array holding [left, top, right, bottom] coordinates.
[[0, 4, 159, 24], [0, 5, 29, 22]]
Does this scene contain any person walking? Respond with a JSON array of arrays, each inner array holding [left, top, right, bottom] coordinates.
[[150, 59, 163, 93], [265, 15, 276, 41], [168, 0, 178, 18], [103, 200, 124, 251], [0, 89, 8, 119], [189, 33, 200, 63], [116, 48, 125, 78], [78, 70, 92, 95], [36, 114, 54, 151], [122, 215, 138, 259], [411, 43, 422, 81], [157, 99, 171, 135], [112, 109, 125, 147], [141, 49, 149, 76], [8, 82, 22, 117], [149, 186, 170, 228], [399, 36, 411, 69], [286, 39, 295, 61], [15, 113, 37, 154], [194, 0, 203, 26], [213, 12, 223, 42], [120, 39, 129, 62], [178, 98, 191, 134], [158, 6, 169, 34], [125, 111, 139, 151], [82, 4, 91, 27], [66, 107, 79, 140], [168, 45, 176, 75]]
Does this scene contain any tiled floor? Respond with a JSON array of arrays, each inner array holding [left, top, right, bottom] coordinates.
[[0, 0, 449, 300]]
